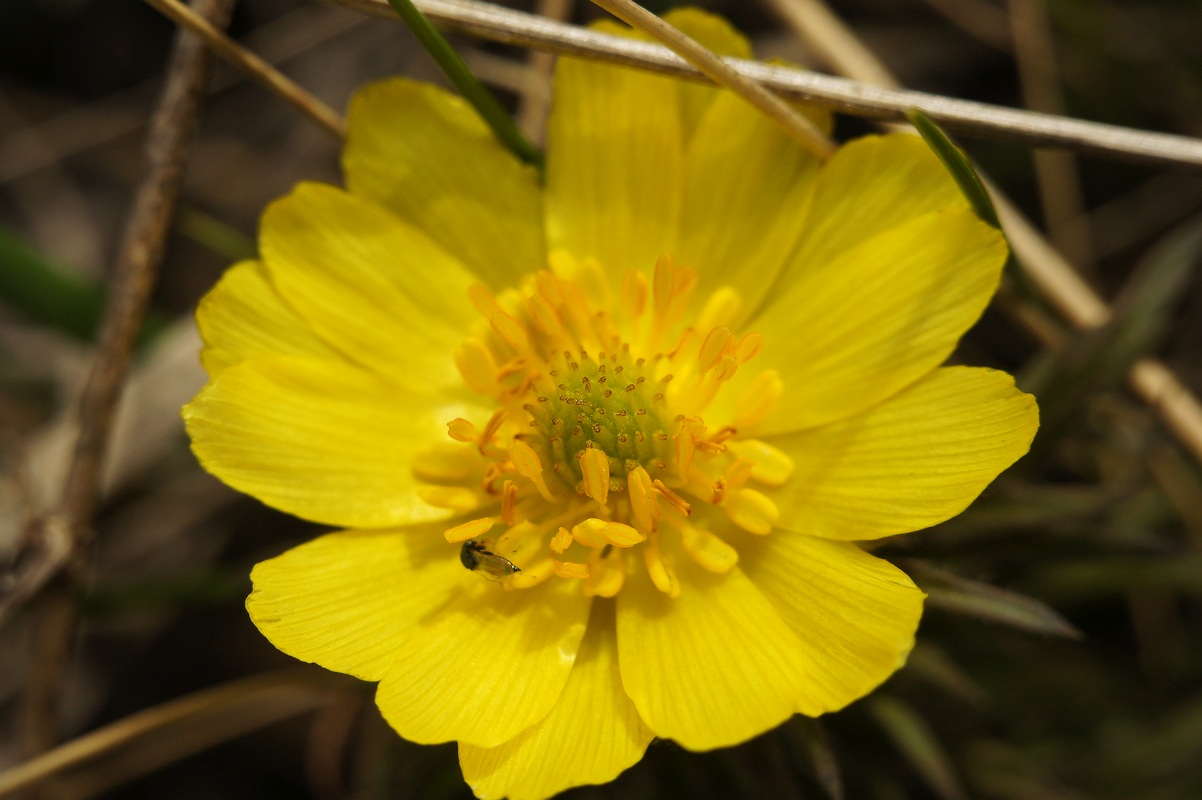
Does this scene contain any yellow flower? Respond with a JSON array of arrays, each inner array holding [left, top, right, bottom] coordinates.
[[183, 9, 1037, 799]]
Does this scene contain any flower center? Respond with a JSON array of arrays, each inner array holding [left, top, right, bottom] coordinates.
[[412, 251, 794, 597]]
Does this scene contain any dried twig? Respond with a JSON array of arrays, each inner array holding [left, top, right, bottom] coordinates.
[[516, 0, 570, 144], [1008, 0, 1093, 271], [22, 0, 237, 757], [0, 671, 344, 797], [143, 0, 347, 139], [323, 0, 1202, 169], [590, 0, 834, 159]]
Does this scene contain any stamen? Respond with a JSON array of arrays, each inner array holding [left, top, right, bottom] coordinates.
[[579, 447, 611, 506], [527, 293, 564, 337], [535, 269, 564, 306], [468, 282, 504, 319], [698, 326, 734, 373], [444, 516, 496, 543], [711, 477, 728, 505], [501, 480, 518, 525], [644, 535, 681, 597], [418, 485, 480, 512], [454, 339, 499, 395], [573, 518, 644, 548], [725, 488, 780, 535], [491, 311, 530, 353], [627, 466, 659, 532], [550, 526, 574, 554], [583, 549, 626, 597], [477, 409, 506, 455], [678, 521, 739, 573], [728, 439, 795, 486], [695, 287, 741, 331], [510, 557, 556, 589], [724, 457, 756, 490], [554, 560, 590, 579], [621, 268, 648, 320], [446, 418, 478, 443], [735, 332, 764, 363], [510, 440, 557, 501], [652, 479, 692, 516]]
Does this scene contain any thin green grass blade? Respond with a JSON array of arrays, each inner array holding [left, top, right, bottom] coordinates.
[[867, 696, 967, 800], [907, 561, 1083, 640], [385, 0, 542, 168], [906, 108, 999, 228]]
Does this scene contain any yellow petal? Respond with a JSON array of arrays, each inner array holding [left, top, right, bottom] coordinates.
[[658, 8, 752, 135], [616, 557, 810, 751], [184, 356, 479, 527], [740, 534, 924, 715], [547, 38, 682, 277], [768, 367, 1039, 540], [343, 78, 544, 289], [676, 90, 823, 324], [459, 603, 653, 800], [376, 579, 591, 748], [196, 259, 336, 377], [259, 182, 476, 389], [782, 132, 970, 280], [750, 208, 1007, 432], [246, 525, 463, 681]]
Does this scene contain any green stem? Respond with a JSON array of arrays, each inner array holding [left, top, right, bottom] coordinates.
[[385, 0, 543, 168]]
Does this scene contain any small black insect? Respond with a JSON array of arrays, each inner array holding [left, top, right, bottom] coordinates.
[[460, 540, 522, 581]]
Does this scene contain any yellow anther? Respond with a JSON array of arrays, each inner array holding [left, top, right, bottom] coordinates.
[[735, 331, 764, 363], [412, 442, 480, 483], [674, 427, 697, 480], [725, 457, 756, 490], [627, 466, 659, 532], [680, 523, 739, 573], [550, 526, 574, 554], [443, 516, 496, 543], [698, 326, 735, 373], [644, 536, 681, 597], [527, 293, 563, 337], [710, 476, 728, 505], [490, 311, 530, 353], [695, 287, 742, 331], [535, 269, 564, 306], [728, 439, 795, 486], [446, 417, 478, 443], [670, 267, 698, 316], [621, 268, 648, 320], [652, 255, 676, 320], [570, 518, 609, 548], [734, 369, 783, 430], [580, 447, 611, 506], [652, 479, 692, 516], [454, 339, 499, 395], [509, 556, 555, 589], [725, 488, 780, 535], [510, 439, 556, 501], [477, 409, 506, 455], [584, 551, 626, 597], [501, 479, 518, 526], [573, 517, 644, 548], [418, 485, 480, 512], [714, 353, 739, 382], [468, 282, 504, 319], [554, 560, 590, 579]]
